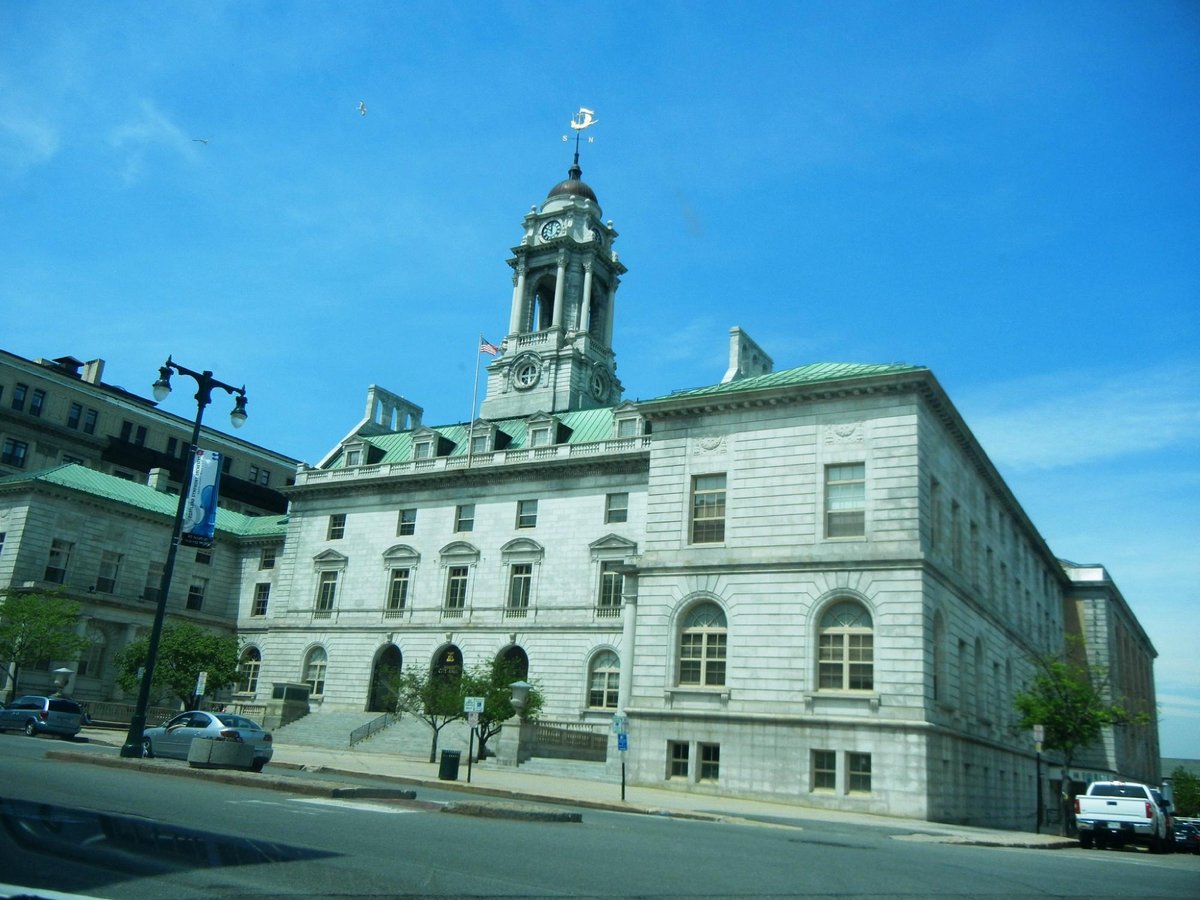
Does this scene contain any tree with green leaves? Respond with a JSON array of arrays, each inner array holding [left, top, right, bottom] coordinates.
[[393, 664, 467, 762], [1013, 636, 1153, 834], [461, 657, 544, 761], [0, 590, 91, 700], [1169, 766, 1200, 818], [114, 621, 240, 709]]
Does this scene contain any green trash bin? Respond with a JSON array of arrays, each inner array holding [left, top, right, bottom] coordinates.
[[438, 749, 461, 780]]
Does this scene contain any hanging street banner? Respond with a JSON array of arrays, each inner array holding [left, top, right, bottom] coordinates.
[[182, 448, 222, 548]]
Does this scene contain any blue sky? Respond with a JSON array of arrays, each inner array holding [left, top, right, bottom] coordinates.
[[2, 2, 1197, 758]]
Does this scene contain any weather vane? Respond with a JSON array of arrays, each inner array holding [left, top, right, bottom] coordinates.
[[562, 106, 599, 165]]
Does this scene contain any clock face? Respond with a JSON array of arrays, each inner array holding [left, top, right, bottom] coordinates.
[[540, 219, 562, 241]]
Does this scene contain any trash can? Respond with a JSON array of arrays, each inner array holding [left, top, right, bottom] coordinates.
[[438, 749, 461, 781]]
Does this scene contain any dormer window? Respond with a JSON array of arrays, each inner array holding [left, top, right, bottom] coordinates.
[[471, 432, 491, 454], [529, 426, 552, 448], [343, 445, 363, 467], [615, 415, 641, 438], [413, 439, 433, 460]]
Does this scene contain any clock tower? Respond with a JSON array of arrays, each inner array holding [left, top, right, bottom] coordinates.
[[479, 155, 626, 419]]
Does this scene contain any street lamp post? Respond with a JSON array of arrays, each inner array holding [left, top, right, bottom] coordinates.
[[119, 357, 247, 759]]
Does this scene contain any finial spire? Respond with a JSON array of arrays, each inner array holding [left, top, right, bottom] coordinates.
[[567, 106, 598, 178]]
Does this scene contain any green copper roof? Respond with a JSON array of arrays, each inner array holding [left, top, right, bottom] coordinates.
[[0, 464, 287, 539], [648, 362, 927, 402]]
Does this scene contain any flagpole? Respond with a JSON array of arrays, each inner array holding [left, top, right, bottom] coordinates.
[[468, 335, 483, 466]]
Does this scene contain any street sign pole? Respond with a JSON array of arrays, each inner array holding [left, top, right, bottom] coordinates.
[[1033, 725, 1045, 833], [464, 698, 484, 784]]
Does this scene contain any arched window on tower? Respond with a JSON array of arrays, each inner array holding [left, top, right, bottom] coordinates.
[[530, 281, 555, 331]]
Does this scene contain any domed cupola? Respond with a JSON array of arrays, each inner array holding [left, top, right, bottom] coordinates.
[[546, 160, 598, 205]]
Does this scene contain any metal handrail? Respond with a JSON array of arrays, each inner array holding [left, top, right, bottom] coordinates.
[[349, 711, 399, 748]]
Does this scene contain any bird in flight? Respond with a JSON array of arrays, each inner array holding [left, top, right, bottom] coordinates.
[[357, 101, 367, 116], [192, 138, 209, 144]]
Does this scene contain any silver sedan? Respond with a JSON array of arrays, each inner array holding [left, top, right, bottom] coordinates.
[[141, 710, 274, 772]]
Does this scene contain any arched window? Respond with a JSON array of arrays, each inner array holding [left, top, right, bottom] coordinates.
[[679, 603, 727, 687], [588, 650, 620, 708], [817, 600, 873, 690], [932, 612, 945, 704], [303, 647, 327, 697], [76, 625, 106, 679], [238, 647, 262, 694]]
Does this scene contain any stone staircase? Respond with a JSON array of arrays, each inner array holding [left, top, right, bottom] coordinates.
[[273, 709, 612, 781]]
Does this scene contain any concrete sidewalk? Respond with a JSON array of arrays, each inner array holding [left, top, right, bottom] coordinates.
[[75, 726, 1074, 849]]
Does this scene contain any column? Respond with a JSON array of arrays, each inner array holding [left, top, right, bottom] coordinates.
[[509, 264, 527, 335], [551, 253, 567, 329], [580, 261, 594, 332], [616, 569, 638, 711]]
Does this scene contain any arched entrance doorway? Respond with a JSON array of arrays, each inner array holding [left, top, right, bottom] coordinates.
[[497, 644, 529, 681], [367, 645, 403, 712], [434, 644, 464, 683]]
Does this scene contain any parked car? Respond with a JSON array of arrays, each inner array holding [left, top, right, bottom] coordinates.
[[0, 695, 84, 738], [141, 710, 273, 772], [1174, 821, 1200, 854]]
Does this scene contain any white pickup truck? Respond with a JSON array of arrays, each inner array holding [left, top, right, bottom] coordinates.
[[1074, 780, 1173, 852]]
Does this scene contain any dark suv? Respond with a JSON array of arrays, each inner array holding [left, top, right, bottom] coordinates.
[[0, 695, 84, 738]]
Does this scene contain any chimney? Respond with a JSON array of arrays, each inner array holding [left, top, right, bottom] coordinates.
[[82, 359, 105, 385], [721, 327, 773, 384], [147, 467, 171, 492]]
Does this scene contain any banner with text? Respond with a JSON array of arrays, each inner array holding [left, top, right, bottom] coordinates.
[[182, 448, 222, 548]]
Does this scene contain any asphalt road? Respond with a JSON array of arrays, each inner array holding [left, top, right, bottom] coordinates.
[[2, 735, 1198, 898]]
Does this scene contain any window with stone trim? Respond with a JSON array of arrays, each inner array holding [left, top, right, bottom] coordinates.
[[605, 492, 629, 524], [397, 508, 417, 536], [387, 568, 410, 614], [699, 743, 720, 782], [44, 539, 72, 584], [516, 499, 538, 529], [95, 551, 122, 594], [238, 647, 262, 693], [825, 463, 865, 538], [668, 741, 689, 779], [303, 647, 327, 697], [690, 474, 726, 543], [187, 576, 207, 611], [597, 561, 624, 614], [327, 514, 346, 540], [315, 571, 338, 615], [848, 752, 872, 793], [817, 600, 873, 690], [252, 583, 271, 616], [444, 566, 469, 614], [678, 603, 727, 687], [507, 563, 532, 615], [455, 504, 475, 532], [812, 749, 837, 790], [588, 650, 620, 709]]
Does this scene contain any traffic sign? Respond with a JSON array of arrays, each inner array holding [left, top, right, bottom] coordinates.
[[617, 733, 628, 752], [464, 696, 485, 713]]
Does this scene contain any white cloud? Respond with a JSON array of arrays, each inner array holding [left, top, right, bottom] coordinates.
[[957, 364, 1200, 471], [107, 100, 193, 184]]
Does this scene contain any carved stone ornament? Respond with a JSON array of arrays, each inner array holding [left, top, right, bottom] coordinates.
[[825, 422, 864, 444], [693, 435, 726, 454]]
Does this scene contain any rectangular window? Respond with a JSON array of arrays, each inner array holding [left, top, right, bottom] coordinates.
[[699, 743, 720, 782], [812, 750, 837, 790], [470, 433, 491, 454], [848, 752, 872, 793], [0, 532, 5, 556], [187, 577, 207, 611], [1, 438, 29, 468], [507, 563, 532, 614], [221, 455, 232, 474], [605, 492, 629, 524], [397, 508, 417, 536], [668, 741, 689, 779], [344, 448, 362, 466], [315, 571, 338, 612], [248, 465, 260, 483], [83, 408, 98, 434], [259, 546, 277, 570], [516, 499, 538, 529], [444, 566, 468, 613], [455, 503, 475, 532], [616, 417, 639, 438], [29, 389, 46, 417], [166, 436, 178, 457], [597, 561, 623, 613], [143, 561, 164, 602], [690, 474, 726, 543], [259, 469, 270, 486], [11, 383, 28, 411], [95, 551, 122, 594], [44, 539, 72, 584], [413, 440, 433, 460], [195, 550, 212, 565], [825, 463, 865, 538], [67, 402, 83, 429], [528, 426, 551, 447], [387, 567, 410, 613], [252, 583, 271, 616], [327, 513, 346, 540]]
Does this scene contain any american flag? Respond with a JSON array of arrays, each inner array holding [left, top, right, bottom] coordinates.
[[479, 338, 499, 356]]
